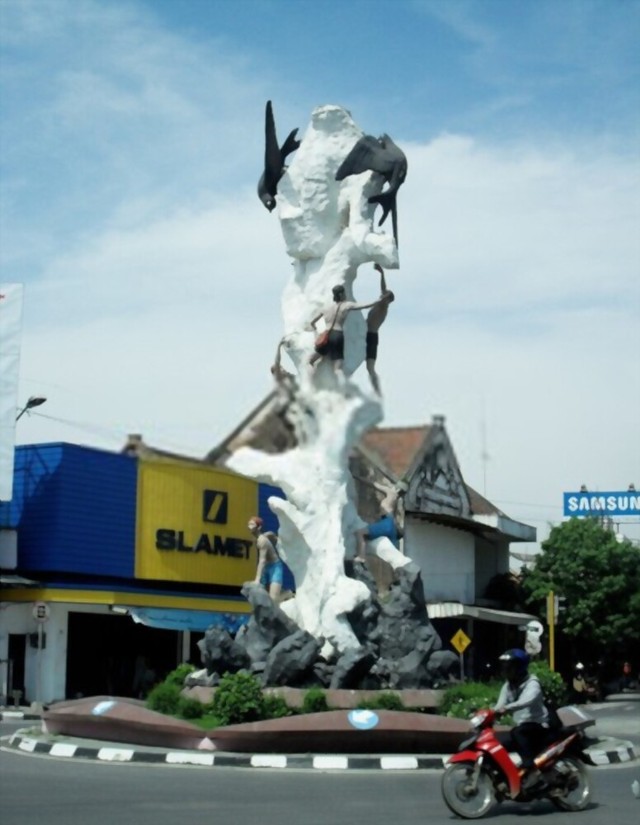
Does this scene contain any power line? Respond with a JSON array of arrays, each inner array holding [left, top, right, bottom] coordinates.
[[30, 412, 127, 443], [492, 498, 563, 511]]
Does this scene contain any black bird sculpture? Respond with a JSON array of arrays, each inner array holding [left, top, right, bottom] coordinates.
[[257, 100, 300, 212], [335, 134, 408, 245]]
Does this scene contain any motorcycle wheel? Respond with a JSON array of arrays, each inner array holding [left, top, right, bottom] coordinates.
[[441, 762, 495, 819], [550, 756, 591, 811]]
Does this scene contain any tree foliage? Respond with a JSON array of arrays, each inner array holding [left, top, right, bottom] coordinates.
[[521, 518, 640, 659]]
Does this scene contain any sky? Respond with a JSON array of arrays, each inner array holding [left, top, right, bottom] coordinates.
[[1, 0, 639, 553]]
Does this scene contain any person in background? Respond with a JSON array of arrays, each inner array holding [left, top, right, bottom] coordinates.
[[572, 662, 597, 703]]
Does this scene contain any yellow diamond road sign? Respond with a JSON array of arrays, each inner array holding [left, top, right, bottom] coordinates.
[[451, 628, 471, 654]]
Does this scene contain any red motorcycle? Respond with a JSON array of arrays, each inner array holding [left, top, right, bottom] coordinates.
[[441, 708, 594, 818]]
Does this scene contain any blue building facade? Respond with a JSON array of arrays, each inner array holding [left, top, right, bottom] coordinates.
[[0, 442, 290, 704]]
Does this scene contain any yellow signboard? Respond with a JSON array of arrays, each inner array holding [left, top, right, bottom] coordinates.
[[451, 628, 471, 654], [135, 460, 258, 586]]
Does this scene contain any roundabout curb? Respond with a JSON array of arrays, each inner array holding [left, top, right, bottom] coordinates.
[[3, 728, 636, 771]]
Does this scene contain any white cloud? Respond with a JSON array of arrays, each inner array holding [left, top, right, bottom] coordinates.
[[415, 0, 497, 49], [35, 193, 285, 321], [398, 135, 639, 316], [1, 0, 276, 280]]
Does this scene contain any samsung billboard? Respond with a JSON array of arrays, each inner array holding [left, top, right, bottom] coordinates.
[[563, 490, 640, 517]]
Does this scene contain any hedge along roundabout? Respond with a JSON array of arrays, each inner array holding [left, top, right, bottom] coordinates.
[[146, 661, 568, 729], [147, 667, 413, 729]]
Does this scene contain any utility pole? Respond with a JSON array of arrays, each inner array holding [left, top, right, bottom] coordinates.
[[546, 590, 555, 671], [480, 400, 490, 496]]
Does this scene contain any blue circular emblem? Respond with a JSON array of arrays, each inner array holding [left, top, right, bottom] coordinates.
[[91, 700, 116, 716], [347, 709, 380, 730]]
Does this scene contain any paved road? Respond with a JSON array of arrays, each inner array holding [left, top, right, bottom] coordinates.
[[584, 699, 640, 746], [1, 741, 639, 825], [2, 714, 639, 825]]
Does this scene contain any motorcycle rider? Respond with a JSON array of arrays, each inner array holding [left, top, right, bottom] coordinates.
[[494, 648, 552, 789]]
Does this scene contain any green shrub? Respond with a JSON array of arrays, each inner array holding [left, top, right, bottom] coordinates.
[[176, 695, 205, 719], [212, 671, 265, 725], [439, 681, 502, 720], [302, 687, 329, 714], [146, 681, 182, 716], [359, 692, 404, 711], [530, 661, 568, 709], [190, 712, 225, 730], [262, 694, 292, 719], [373, 692, 404, 710], [163, 663, 196, 688], [439, 666, 568, 723]]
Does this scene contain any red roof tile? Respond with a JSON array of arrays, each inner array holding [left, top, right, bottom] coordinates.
[[361, 425, 502, 518], [360, 426, 430, 478], [466, 486, 503, 517]]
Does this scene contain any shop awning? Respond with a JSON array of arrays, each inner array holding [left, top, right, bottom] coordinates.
[[427, 602, 538, 626], [122, 607, 249, 634], [0, 574, 39, 586]]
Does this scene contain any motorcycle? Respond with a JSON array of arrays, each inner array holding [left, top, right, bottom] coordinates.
[[441, 708, 594, 819]]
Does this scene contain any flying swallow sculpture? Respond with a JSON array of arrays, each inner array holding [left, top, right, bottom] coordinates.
[[335, 133, 408, 244], [257, 100, 300, 212]]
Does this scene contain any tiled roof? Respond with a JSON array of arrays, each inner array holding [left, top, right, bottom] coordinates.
[[360, 425, 502, 518], [466, 486, 504, 517], [360, 426, 429, 478]]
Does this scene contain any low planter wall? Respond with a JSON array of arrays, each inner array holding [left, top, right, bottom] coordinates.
[[181, 685, 443, 710]]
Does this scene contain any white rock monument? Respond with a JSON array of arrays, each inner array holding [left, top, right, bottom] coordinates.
[[228, 105, 406, 657]]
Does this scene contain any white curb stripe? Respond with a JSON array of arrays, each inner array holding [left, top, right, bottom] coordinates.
[[97, 747, 134, 762], [615, 747, 632, 762], [313, 755, 348, 770], [381, 756, 419, 770], [250, 754, 288, 768], [49, 743, 77, 758], [166, 752, 215, 766], [5, 731, 636, 770], [588, 746, 635, 766]]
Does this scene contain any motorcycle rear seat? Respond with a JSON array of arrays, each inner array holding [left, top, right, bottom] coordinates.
[[556, 705, 596, 731]]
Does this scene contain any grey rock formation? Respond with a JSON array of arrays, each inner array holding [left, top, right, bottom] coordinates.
[[376, 563, 442, 661], [330, 647, 377, 689], [197, 627, 251, 675], [344, 563, 382, 651], [423, 650, 461, 684], [195, 562, 458, 691], [262, 630, 322, 687], [240, 583, 302, 665]]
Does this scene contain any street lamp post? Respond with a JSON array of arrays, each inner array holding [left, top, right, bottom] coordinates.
[[16, 396, 47, 421]]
